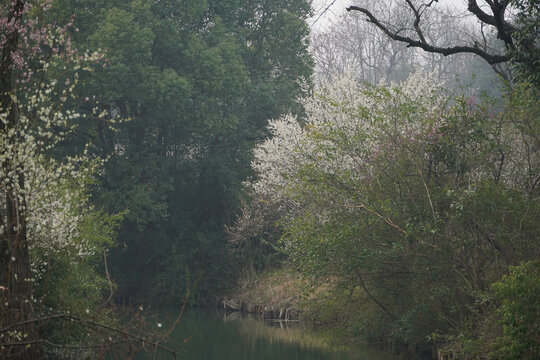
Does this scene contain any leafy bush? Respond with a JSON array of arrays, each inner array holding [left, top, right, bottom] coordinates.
[[491, 260, 540, 360]]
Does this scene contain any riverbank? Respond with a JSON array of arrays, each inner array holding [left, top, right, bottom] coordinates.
[[223, 268, 303, 320], [223, 267, 438, 360]]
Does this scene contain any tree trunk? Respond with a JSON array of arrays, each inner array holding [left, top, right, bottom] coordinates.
[[1, 198, 43, 358], [0, 1, 44, 358]]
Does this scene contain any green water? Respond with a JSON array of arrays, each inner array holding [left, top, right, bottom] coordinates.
[[134, 309, 396, 360]]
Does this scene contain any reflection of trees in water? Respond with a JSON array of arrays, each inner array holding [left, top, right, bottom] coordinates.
[[157, 309, 395, 360], [231, 313, 335, 351], [229, 312, 399, 359]]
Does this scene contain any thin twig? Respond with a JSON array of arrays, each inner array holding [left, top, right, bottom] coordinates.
[[416, 166, 437, 221], [99, 248, 114, 308], [346, 203, 408, 235], [311, 0, 337, 27], [1, 314, 178, 357], [163, 270, 203, 340]]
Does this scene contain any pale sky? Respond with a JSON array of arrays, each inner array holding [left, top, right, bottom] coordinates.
[[310, 0, 470, 30], [310, 0, 348, 28]]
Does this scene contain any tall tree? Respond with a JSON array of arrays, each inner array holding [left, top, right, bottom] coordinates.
[[0, 1, 108, 356], [48, 0, 313, 302]]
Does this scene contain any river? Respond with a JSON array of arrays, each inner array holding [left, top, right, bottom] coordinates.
[[133, 309, 399, 360]]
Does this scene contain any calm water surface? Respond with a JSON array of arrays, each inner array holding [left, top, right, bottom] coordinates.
[[138, 309, 397, 360]]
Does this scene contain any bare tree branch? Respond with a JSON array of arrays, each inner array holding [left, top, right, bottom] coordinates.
[[99, 248, 114, 308], [466, 0, 498, 27], [346, 5, 509, 64], [405, 0, 427, 43], [467, 0, 516, 46]]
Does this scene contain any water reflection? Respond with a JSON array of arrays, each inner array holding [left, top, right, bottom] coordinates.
[[137, 309, 395, 360], [224, 312, 337, 353]]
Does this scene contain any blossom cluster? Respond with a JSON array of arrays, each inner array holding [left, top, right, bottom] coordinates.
[[1, 83, 104, 264], [251, 72, 445, 204]]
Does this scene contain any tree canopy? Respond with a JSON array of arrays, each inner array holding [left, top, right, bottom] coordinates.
[[46, 0, 314, 302]]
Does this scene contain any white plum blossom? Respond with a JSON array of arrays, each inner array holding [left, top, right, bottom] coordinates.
[[1, 49, 114, 279], [1, 86, 97, 258], [252, 72, 445, 204]]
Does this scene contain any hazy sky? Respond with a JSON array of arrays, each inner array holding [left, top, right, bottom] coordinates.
[[309, 0, 347, 29], [310, 0, 470, 30]]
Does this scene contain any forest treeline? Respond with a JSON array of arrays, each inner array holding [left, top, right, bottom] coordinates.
[[0, 0, 538, 358]]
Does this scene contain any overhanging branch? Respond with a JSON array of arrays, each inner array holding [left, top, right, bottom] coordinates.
[[467, 0, 515, 46], [346, 5, 509, 64], [466, 0, 498, 27]]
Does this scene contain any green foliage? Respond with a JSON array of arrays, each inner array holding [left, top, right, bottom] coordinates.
[[509, 0, 540, 87], [491, 260, 540, 360], [30, 164, 124, 350], [48, 0, 313, 303]]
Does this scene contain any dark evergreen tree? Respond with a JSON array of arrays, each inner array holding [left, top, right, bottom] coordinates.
[[48, 0, 313, 302]]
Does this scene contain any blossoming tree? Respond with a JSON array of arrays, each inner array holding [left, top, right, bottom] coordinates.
[[0, 1, 117, 357]]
